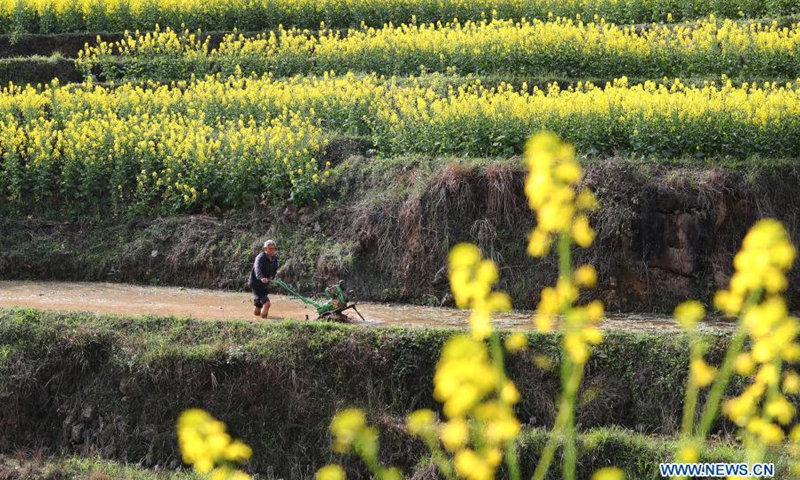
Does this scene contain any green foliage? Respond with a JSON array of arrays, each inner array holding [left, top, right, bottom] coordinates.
[[1, 0, 799, 35], [0, 454, 206, 479]]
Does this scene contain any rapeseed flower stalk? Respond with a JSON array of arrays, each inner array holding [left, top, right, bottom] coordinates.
[[673, 300, 713, 463], [317, 243, 521, 480], [176, 409, 252, 480], [673, 219, 799, 468], [448, 243, 512, 339], [716, 221, 799, 464], [307, 132, 631, 480], [524, 132, 603, 480], [420, 244, 521, 480]]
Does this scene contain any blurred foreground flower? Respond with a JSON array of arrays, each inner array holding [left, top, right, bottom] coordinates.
[[524, 131, 598, 257], [448, 243, 512, 339], [177, 409, 252, 480]]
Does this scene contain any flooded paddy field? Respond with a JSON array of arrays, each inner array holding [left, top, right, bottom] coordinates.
[[0, 280, 735, 333]]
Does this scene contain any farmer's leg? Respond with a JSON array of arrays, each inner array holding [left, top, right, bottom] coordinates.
[[252, 285, 266, 316], [260, 300, 271, 319]]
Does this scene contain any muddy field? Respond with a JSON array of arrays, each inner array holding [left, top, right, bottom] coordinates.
[[0, 280, 735, 333]]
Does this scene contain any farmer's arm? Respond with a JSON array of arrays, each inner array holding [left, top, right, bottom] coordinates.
[[270, 256, 279, 280], [254, 254, 269, 283]]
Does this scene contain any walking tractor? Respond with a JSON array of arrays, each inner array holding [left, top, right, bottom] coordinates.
[[270, 279, 365, 322]]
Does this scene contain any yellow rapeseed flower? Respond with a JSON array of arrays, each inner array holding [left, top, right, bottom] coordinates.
[[716, 219, 795, 316], [406, 409, 436, 437], [433, 335, 498, 418], [176, 409, 251, 478], [331, 408, 367, 453], [784, 371, 800, 394], [316, 464, 346, 480], [765, 397, 795, 425], [448, 243, 511, 340], [592, 466, 625, 480], [440, 418, 470, 451], [734, 353, 755, 376], [690, 358, 716, 387], [454, 449, 493, 480], [677, 444, 699, 463], [504, 332, 528, 352], [674, 300, 705, 331], [574, 265, 597, 288], [210, 468, 252, 480], [500, 381, 520, 404], [565, 331, 590, 364]]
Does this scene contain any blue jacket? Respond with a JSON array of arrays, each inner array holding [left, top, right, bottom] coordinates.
[[249, 252, 278, 287]]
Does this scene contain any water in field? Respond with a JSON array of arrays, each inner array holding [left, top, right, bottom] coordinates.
[[0, 280, 736, 333]]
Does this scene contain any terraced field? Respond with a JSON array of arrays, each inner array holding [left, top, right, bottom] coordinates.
[[1, 1, 800, 480]]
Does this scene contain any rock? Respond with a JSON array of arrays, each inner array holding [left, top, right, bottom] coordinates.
[[282, 205, 298, 223], [322, 137, 375, 167], [439, 293, 455, 308], [643, 209, 713, 277], [119, 379, 134, 397], [432, 265, 448, 286], [81, 406, 94, 421], [298, 206, 312, 224], [71, 424, 84, 443]]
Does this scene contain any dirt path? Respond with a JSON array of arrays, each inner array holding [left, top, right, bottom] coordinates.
[[0, 280, 735, 332]]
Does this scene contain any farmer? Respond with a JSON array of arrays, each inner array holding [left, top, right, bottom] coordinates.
[[249, 239, 279, 319]]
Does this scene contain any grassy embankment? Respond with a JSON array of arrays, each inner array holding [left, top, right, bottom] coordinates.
[[1, 308, 796, 479]]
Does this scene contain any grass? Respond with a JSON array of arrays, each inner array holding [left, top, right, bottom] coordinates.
[[516, 427, 794, 479], [0, 308, 793, 478], [1, 428, 795, 479], [0, 454, 203, 480], [2, 428, 794, 480], [0, 309, 726, 464]]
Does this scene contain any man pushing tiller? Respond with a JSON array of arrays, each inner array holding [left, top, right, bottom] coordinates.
[[247, 239, 365, 322], [248, 240, 278, 319]]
